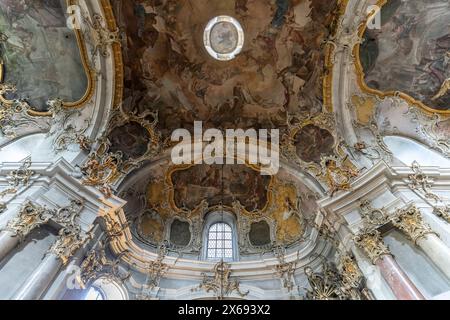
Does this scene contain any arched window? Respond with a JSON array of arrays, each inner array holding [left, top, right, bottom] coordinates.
[[85, 286, 104, 300], [207, 222, 233, 260], [384, 136, 450, 167], [202, 212, 238, 261]]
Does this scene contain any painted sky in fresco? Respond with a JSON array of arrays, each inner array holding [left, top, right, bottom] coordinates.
[[0, 0, 87, 111], [360, 0, 450, 111]]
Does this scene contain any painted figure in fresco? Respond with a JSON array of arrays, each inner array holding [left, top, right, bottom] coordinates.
[[361, 0, 450, 111], [172, 165, 270, 212], [0, 0, 87, 110], [321, 157, 359, 196]]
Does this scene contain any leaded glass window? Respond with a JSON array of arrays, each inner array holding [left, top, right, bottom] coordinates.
[[207, 222, 233, 260]]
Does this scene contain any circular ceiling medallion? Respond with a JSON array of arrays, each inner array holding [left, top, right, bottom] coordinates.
[[203, 16, 244, 61]]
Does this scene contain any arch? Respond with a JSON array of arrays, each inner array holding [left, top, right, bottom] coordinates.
[[384, 136, 450, 167], [85, 277, 128, 301]]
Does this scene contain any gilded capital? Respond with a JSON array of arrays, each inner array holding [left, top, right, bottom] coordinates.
[[339, 254, 364, 289], [5, 202, 51, 241], [392, 206, 437, 245], [354, 230, 391, 264], [49, 226, 91, 265]]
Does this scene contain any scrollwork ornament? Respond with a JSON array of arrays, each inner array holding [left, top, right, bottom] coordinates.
[[49, 225, 92, 266], [408, 161, 438, 200], [81, 150, 123, 197], [433, 206, 450, 223], [407, 108, 450, 157], [359, 200, 390, 230], [3, 202, 51, 241], [319, 155, 359, 196], [353, 229, 391, 264], [392, 206, 437, 245], [79, 247, 130, 288], [192, 261, 249, 300], [84, 14, 121, 58], [339, 254, 364, 289], [47, 98, 91, 152], [138, 242, 170, 298], [304, 264, 345, 300], [0, 202, 6, 214], [273, 246, 299, 292]]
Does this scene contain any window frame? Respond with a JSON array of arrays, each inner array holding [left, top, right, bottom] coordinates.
[[206, 222, 234, 260], [85, 286, 105, 300], [201, 211, 239, 262]]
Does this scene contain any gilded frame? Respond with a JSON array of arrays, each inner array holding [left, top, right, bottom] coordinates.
[[353, 0, 450, 116], [0, 0, 99, 117]]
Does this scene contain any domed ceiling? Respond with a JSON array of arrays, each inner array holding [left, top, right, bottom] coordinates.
[[108, 0, 342, 253], [359, 0, 450, 112], [111, 0, 340, 136], [0, 0, 89, 112]]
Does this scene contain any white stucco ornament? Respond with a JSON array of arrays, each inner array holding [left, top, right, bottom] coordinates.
[[203, 16, 244, 61]]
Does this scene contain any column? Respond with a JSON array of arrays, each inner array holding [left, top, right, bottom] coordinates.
[[44, 228, 100, 300], [354, 229, 425, 300], [12, 226, 88, 300], [392, 206, 450, 280], [0, 231, 20, 262], [0, 202, 50, 263], [12, 253, 62, 300]]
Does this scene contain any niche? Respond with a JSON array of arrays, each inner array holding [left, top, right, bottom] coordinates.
[[170, 219, 191, 247], [249, 220, 271, 246]]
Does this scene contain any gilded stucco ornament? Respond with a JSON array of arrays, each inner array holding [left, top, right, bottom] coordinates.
[[79, 245, 130, 288], [192, 261, 249, 300], [304, 262, 366, 300], [136, 242, 170, 299], [0, 160, 35, 214], [407, 108, 450, 157], [305, 256, 370, 300], [407, 162, 450, 222], [353, 229, 391, 265], [83, 13, 121, 58], [47, 98, 91, 152], [273, 246, 299, 292], [351, 118, 394, 163], [339, 254, 363, 289], [318, 155, 359, 196], [49, 225, 92, 265], [359, 200, 390, 230], [2, 199, 84, 246], [305, 264, 343, 300], [81, 107, 162, 197], [281, 113, 338, 169], [0, 90, 49, 138], [408, 161, 438, 200], [46, 199, 89, 265], [3, 202, 51, 241], [434, 206, 450, 224], [81, 148, 123, 197], [392, 206, 437, 245]]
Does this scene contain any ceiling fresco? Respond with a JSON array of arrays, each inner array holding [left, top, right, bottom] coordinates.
[[359, 0, 450, 111], [111, 0, 340, 138], [171, 164, 271, 211], [107, 0, 342, 250], [0, 0, 88, 112]]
